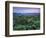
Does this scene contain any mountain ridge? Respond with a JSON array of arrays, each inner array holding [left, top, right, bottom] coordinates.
[[13, 13, 40, 16]]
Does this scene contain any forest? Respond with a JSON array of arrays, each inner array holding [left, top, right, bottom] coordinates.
[[13, 15, 40, 30]]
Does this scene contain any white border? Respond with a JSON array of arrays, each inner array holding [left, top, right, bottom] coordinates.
[[9, 3, 43, 35]]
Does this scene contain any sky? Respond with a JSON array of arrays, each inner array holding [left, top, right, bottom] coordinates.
[[13, 7, 40, 13]]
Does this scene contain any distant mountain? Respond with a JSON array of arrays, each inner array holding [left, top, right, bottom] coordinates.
[[13, 13, 40, 16]]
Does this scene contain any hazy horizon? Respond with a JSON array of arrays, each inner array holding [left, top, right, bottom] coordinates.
[[13, 13, 40, 16]]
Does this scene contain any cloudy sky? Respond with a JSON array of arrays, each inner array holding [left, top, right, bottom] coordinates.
[[13, 7, 40, 13]]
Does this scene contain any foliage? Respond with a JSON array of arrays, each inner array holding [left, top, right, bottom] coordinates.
[[13, 15, 40, 30]]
